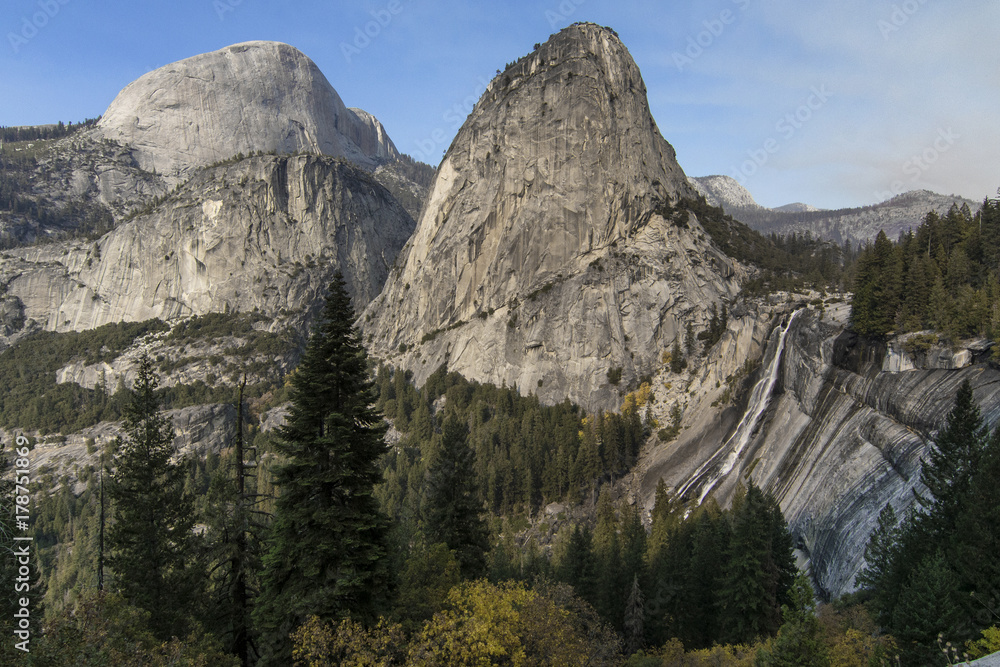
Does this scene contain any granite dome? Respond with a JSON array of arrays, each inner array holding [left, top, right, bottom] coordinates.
[[96, 41, 398, 176]]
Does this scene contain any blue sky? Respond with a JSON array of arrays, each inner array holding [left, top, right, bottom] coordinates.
[[2, 0, 997, 210]]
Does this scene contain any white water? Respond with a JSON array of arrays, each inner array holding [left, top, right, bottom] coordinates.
[[680, 309, 803, 505]]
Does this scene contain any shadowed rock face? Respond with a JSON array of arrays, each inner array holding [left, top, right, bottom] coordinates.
[[96, 41, 398, 177], [362, 23, 745, 412], [0, 155, 414, 336], [639, 305, 1000, 598]]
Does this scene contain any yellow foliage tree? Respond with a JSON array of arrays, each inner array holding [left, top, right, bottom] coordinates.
[[291, 616, 407, 667], [634, 637, 762, 666], [408, 580, 620, 666], [967, 625, 1000, 660], [622, 382, 653, 414]]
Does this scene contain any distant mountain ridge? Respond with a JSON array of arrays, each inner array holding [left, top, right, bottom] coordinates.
[[689, 174, 978, 245]]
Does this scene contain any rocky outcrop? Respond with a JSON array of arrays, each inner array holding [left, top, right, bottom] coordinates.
[[9, 403, 237, 494], [689, 175, 766, 212], [637, 301, 1000, 598], [0, 154, 415, 336], [362, 23, 746, 412], [96, 41, 398, 178]]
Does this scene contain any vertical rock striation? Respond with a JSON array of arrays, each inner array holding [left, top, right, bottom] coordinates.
[[0, 155, 414, 335], [362, 23, 746, 412]]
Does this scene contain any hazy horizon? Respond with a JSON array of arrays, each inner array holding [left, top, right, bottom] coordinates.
[[2, 0, 996, 210]]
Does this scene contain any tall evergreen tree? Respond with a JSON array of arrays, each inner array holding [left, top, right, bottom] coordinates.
[[423, 412, 490, 578], [682, 506, 727, 648], [756, 573, 829, 667], [717, 481, 796, 645], [204, 377, 264, 666], [254, 274, 391, 666], [558, 524, 597, 606], [856, 503, 902, 625], [952, 426, 1000, 628], [850, 230, 900, 336], [623, 574, 645, 655], [107, 353, 202, 640], [914, 379, 988, 541], [593, 487, 624, 627], [891, 552, 966, 666]]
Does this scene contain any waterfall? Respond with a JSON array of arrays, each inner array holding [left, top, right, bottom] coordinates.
[[679, 309, 803, 505]]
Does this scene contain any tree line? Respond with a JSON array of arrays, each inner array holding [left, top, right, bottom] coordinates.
[[0, 118, 99, 144], [850, 196, 1000, 343]]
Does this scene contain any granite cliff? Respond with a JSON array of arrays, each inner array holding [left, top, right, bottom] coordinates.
[[0, 154, 414, 340], [362, 23, 746, 412], [96, 41, 398, 178], [633, 299, 999, 598]]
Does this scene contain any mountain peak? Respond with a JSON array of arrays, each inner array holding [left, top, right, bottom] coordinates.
[[96, 41, 398, 176], [363, 26, 741, 410], [689, 175, 765, 211]]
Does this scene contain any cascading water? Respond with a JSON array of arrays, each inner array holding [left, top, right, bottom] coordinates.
[[678, 309, 803, 505]]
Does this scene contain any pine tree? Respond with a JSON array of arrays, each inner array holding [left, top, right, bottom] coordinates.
[[856, 503, 902, 625], [850, 230, 900, 336], [254, 274, 391, 666], [619, 503, 647, 594], [670, 338, 686, 374], [204, 377, 265, 666], [558, 524, 597, 606], [593, 487, 624, 627], [891, 553, 966, 666], [717, 481, 796, 645], [107, 353, 202, 640], [423, 412, 490, 578], [756, 573, 829, 667], [914, 379, 988, 541], [623, 574, 645, 655], [682, 506, 727, 648], [952, 426, 1000, 626]]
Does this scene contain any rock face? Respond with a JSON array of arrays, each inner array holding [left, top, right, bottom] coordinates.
[[6, 403, 237, 494], [96, 41, 398, 178], [362, 23, 746, 412], [689, 175, 766, 211], [637, 301, 1000, 598], [0, 154, 414, 336]]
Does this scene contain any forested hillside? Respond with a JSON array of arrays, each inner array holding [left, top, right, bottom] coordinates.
[[851, 197, 1000, 343], [2, 275, 895, 666]]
